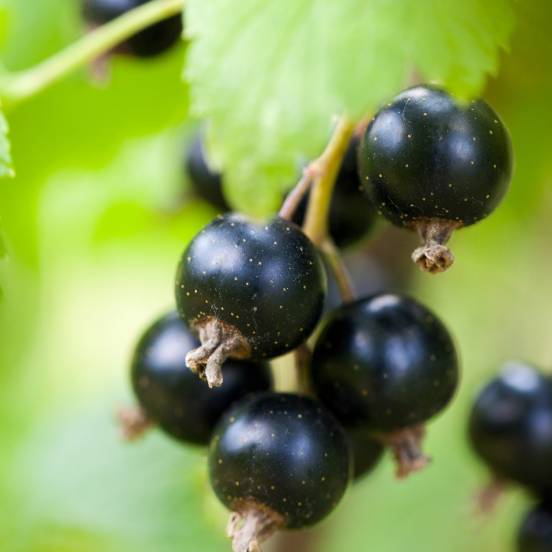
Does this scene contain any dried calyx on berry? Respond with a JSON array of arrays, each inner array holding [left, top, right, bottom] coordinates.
[[175, 214, 326, 387], [310, 293, 459, 478], [359, 84, 513, 274]]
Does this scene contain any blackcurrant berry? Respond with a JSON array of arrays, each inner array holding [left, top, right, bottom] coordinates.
[[82, 0, 183, 58], [310, 293, 459, 478], [469, 361, 552, 494], [129, 311, 272, 444], [175, 214, 326, 387], [208, 392, 351, 551], [518, 502, 552, 552], [347, 428, 384, 480], [185, 130, 229, 212], [293, 136, 377, 248], [359, 84, 513, 273]]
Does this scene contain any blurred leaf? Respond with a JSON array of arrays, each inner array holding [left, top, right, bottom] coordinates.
[[185, 0, 515, 216], [0, 109, 12, 177], [0, 0, 79, 69], [7, 402, 227, 552]]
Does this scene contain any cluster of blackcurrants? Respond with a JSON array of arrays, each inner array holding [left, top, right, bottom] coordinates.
[[83, 2, 519, 549], [469, 361, 552, 551], [119, 83, 515, 552]]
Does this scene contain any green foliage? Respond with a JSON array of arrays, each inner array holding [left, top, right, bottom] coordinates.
[[185, 0, 515, 216], [0, 109, 12, 177]]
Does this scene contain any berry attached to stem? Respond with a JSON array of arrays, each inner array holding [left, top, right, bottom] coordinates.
[[176, 214, 326, 387], [209, 393, 351, 552], [359, 85, 513, 274], [310, 293, 459, 478]]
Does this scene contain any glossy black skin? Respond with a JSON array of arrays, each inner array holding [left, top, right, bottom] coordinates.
[[519, 503, 552, 552], [359, 85, 512, 227], [209, 393, 351, 528], [175, 214, 326, 359], [185, 131, 229, 212], [347, 428, 384, 480], [82, 0, 182, 58], [310, 293, 459, 433], [131, 312, 272, 445], [293, 136, 377, 248], [469, 361, 552, 494]]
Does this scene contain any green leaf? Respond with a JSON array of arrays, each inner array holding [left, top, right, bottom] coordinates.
[[185, 0, 515, 216], [0, 109, 13, 178], [7, 402, 227, 552]]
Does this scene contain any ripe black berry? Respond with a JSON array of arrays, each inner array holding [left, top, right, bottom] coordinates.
[[347, 428, 384, 480], [518, 503, 552, 552], [175, 214, 326, 387], [208, 392, 351, 551], [82, 0, 183, 58], [310, 293, 459, 478], [293, 136, 377, 248], [185, 130, 228, 212], [359, 84, 513, 273], [468, 361, 552, 494], [128, 311, 272, 444]]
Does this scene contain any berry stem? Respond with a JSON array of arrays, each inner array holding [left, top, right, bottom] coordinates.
[[278, 166, 316, 221], [0, 0, 185, 107], [320, 239, 355, 303], [303, 116, 355, 245]]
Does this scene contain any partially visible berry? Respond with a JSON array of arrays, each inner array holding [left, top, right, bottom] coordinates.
[[185, 130, 228, 212], [310, 293, 459, 478], [518, 502, 552, 552], [208, 392, 351, 552], [82, 0, 183, 58], [175, 214, 326, 388], [129, 311, 272, 444], [469, 361, 552, 494], [359, 84, 513, 273]]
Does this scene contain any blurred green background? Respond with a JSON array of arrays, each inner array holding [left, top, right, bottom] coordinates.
[[0, 1, 551, 551]]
